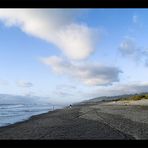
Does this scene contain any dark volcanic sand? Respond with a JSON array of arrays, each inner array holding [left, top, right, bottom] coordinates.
[[0, 102, 147, 140]]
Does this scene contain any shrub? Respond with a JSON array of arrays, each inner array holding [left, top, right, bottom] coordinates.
[[118, 94, 148, 101]]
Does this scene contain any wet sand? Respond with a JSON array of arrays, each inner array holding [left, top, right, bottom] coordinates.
[[0, 102, 148, 139]]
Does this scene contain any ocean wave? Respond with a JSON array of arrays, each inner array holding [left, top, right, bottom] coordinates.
[[0, 104, 62, 127]]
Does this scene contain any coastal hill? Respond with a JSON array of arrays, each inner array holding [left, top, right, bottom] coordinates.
[[74, 92, 148, 106]]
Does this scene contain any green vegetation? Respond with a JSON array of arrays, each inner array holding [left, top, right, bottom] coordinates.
[[119, 94, 148, 101]]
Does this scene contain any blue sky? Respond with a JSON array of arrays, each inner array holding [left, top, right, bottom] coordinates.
[[0, 9, 148, 104]]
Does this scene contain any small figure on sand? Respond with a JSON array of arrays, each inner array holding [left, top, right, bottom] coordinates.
[[69, 104, 72, 108]]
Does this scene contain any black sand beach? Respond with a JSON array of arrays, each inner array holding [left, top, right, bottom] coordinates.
[[0, 102, 148, 140]]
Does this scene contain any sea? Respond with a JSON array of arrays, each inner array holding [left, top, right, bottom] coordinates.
[[0, 103, 63, 127]]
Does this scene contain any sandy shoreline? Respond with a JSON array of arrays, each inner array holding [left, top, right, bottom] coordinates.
[[0, 100, 148, 139], [0, 108, 63, 130]]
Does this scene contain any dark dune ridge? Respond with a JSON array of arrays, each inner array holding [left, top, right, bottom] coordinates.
[[0, 101, 148, 140]]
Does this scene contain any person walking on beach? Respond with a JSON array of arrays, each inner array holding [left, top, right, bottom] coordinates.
[[69, 104, 72, 108]]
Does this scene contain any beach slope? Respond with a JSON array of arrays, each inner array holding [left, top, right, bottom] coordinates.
[[0, 100, 148, 139]]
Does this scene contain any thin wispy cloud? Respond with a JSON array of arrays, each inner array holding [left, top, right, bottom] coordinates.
[[133, 15, 139, 24], [85, 82, 148, 99], [16, 80, 33, 88], [119, 37, 148, 66], [132, 14, 143, 28], [0, 80, 9, 86], [119, 37, 138, 56], [56, 84, 77, 90]]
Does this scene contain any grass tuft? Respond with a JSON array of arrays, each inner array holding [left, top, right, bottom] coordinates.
[[118, 94, 148, 101]]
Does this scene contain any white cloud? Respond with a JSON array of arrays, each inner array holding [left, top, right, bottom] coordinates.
[[56, 23, 99, 60], [119, 37, 148, 66], [133, 15, 139, 24], [41, 56, 121, 86], [132, 15, 143, 28], [56, 84, 77, 90], [119, 37, 138, 56], [145, 59, 148, 67], [0, 9, 100, 60], [17, 80, 33, 88]]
